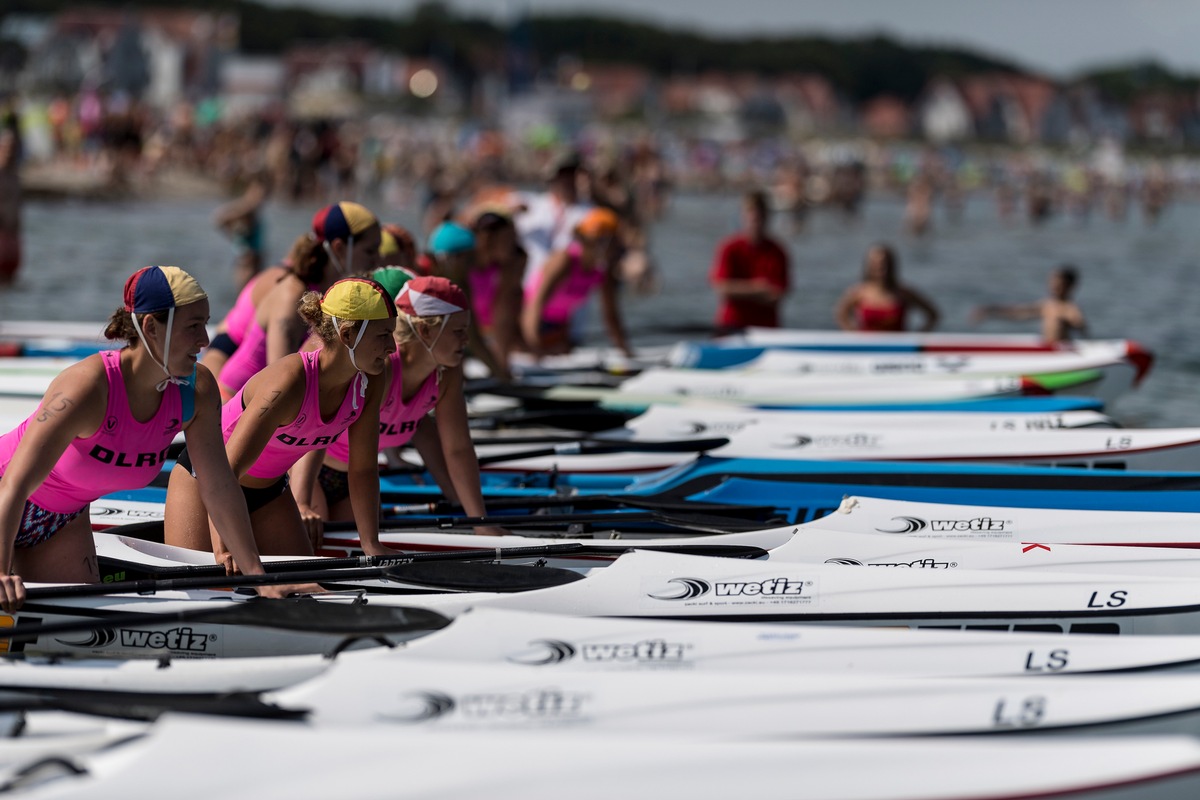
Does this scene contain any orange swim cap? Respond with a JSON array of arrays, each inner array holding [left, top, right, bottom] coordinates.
[[575, 208, 620, 239]]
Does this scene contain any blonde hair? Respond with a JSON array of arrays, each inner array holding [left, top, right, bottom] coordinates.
[[395, 311, 450, 346]]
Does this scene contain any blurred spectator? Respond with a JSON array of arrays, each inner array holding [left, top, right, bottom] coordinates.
[[514, 151, 592, 285], [522, 208, 632, 358], [835, 244, 939, 332], [972, 264, 1087, 343], [709, 189, 790, 334]]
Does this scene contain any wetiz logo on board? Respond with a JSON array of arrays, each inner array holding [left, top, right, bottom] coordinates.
[[646, 576, 815, 605], [56, 626, 213, 653], [824, 557, 958, 569], [507, 638, 691, 666], [382, 689, 590, 723], [875, 516, 1012, 535], [119, 627, 211, 652]]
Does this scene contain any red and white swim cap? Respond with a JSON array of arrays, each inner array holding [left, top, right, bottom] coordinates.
[[395, 276, 468, 318]]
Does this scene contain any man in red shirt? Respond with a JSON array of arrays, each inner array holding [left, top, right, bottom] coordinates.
[[709, 190, 790, 333]]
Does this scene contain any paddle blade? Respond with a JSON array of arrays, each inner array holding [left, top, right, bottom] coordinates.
[[376, 562, 584, 593], [595, 544, 770, 559], [225, 598, 452, 635], [0, 691, 303, 722]]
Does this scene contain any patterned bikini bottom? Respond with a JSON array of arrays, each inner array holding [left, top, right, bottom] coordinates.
[[15, 499, 85, 549]]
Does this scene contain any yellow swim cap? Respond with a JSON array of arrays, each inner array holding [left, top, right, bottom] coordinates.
[[320, 277, 396, 321]]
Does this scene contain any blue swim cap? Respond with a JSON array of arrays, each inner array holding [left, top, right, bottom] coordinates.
[[428, 221, 476, 255]]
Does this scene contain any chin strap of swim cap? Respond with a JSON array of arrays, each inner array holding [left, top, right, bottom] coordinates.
[[331, 315, 370, 410], [131, 307, 190, 392], [405, 314, 450, 367], [322, 234, 354, 278]]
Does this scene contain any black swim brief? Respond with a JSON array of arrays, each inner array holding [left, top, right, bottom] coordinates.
[[175, 448, 290, 515]]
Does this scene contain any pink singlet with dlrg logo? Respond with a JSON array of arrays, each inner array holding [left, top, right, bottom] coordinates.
[[325, 350, 438, 462], [222, 349, 364, 480], [0, 349, 185, 514]]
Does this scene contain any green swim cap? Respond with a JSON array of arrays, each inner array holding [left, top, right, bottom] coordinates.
[[371, 266, 418, 301]]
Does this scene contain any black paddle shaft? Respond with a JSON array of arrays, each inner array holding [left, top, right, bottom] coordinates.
[[28, 546, 588, 600]]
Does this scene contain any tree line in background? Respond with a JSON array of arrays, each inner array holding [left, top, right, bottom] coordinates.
[[2, 0, 1198, 105]]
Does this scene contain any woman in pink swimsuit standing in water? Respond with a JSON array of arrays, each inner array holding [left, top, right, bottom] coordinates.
[[0, 267, 294, 609], [166, 277, 397, 563]]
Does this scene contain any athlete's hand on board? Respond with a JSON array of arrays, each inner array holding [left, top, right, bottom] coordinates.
[[214, 542, 240, 576], [0, 574, 25, 612], [473, 525, 512, 537], [297, 504, 324, 551], [254, 583, 325, 599]]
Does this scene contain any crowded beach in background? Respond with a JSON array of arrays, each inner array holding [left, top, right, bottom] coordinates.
[[0, 91, 1183, 353], [2, 92, 1188, 232]]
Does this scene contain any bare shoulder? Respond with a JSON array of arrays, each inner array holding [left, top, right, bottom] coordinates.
[[247, 352, 306, 396], [191, 363, 221, 402], [437, 363, 464, 396], [30, 352, 110, 434], [243, 352, 308, 412], [265, 274, 305, 310], [839, 282, 864, 301], [45, 352, 109, 401]]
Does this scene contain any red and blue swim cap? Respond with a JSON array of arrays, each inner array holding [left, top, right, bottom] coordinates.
[[311, 202, 378, 243], [123, 266, 207, 314]]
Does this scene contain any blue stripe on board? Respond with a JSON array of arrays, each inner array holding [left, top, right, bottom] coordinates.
[[752, 397, 1104, 412], [679, 342, 925, 367], [22, 344, 114, 359], [693, 477, 1200, 520]]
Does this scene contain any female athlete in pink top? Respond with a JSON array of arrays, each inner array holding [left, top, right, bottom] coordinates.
[[166, 277, 396, 560], [0, 349, 184, 515], [468, 210, 526, 376], [521, 208, 632, 357], [292, 272, 506, 536], [531, 240, 606, 325], [324, 349, 437, 463], [198, 264, 288, 386], [223, 349, 365, 480], [224, 274, 265, 347], [216, 202, 382, 400], [0, 266, 290, 609]]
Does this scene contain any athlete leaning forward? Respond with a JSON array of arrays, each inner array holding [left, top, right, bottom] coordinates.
[[0, 266, 301, 611], [165, 276, 397, 564], [292, 271, 508, 538]]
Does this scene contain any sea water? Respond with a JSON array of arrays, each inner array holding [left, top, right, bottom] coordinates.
[[2, 190, 1196, 427]]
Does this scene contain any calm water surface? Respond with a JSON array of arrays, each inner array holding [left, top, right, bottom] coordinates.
[[2, 191, 1197, 426]]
